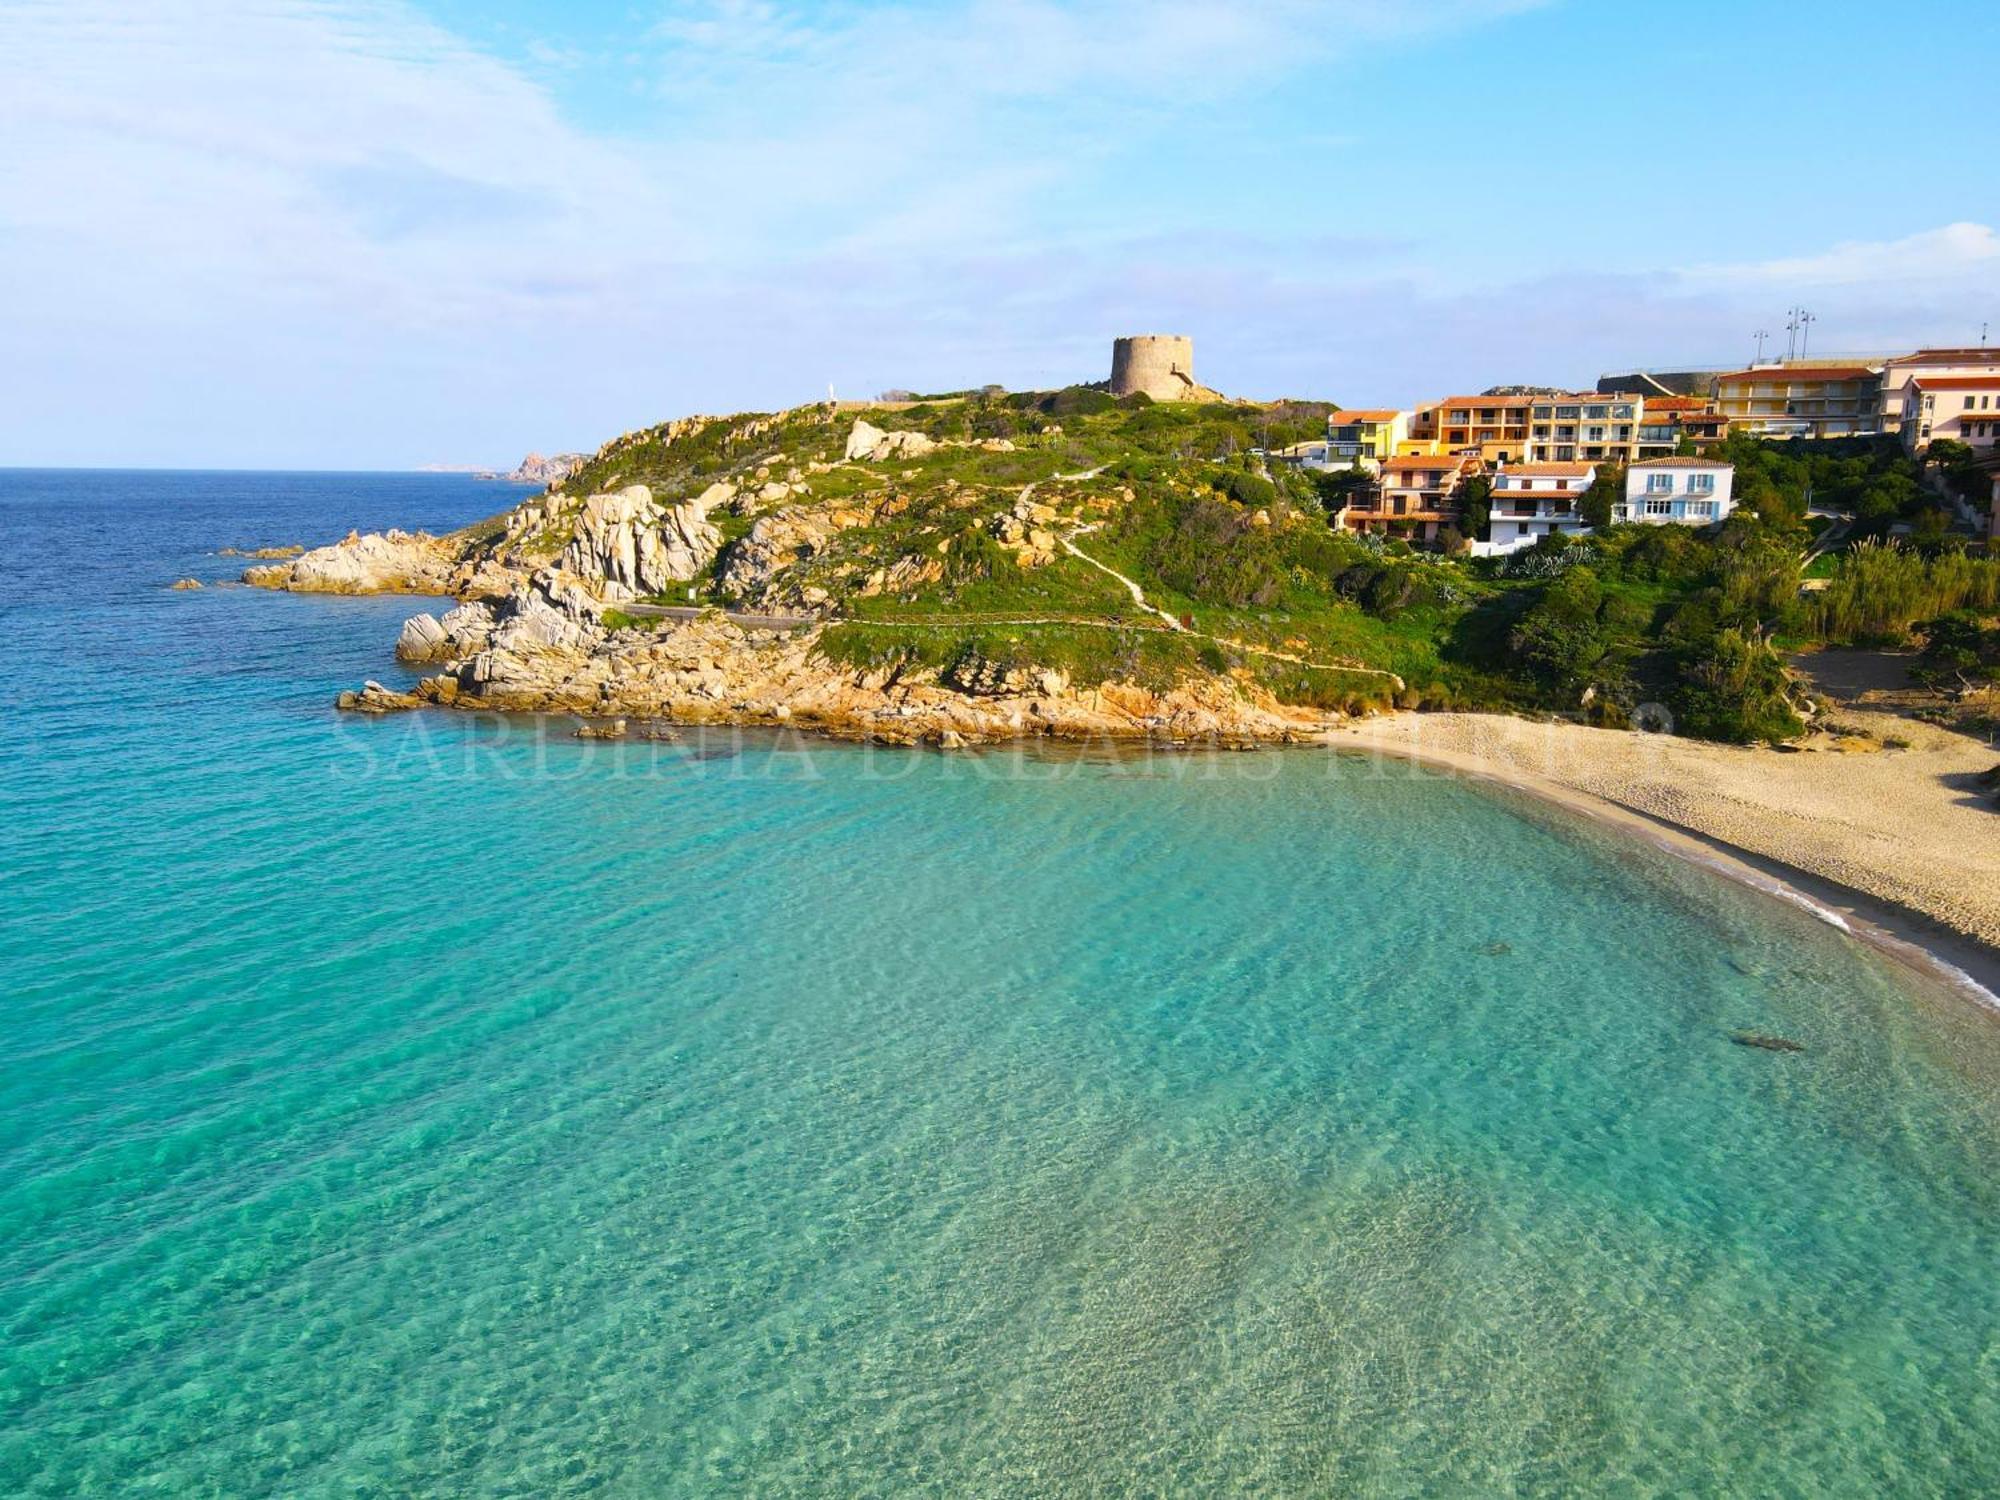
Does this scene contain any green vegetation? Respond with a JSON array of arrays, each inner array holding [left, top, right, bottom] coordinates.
[[1807, 541, 2000, 645], [532, 393, 2000, 746]]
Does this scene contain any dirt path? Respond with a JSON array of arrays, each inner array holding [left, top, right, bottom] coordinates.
[[1061, 523, 1406, 689]]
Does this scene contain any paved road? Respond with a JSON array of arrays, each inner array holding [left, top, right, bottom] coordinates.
[[619, 603, 816, 632]]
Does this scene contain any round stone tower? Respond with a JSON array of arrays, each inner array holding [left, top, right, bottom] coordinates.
[[1109, 335, 1197, 401]]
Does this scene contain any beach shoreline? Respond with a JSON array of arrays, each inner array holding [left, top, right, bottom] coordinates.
[[1327, 713, 2000, 1011]]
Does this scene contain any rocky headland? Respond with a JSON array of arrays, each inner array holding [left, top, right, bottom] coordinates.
[[259, 403, 1350, 746]]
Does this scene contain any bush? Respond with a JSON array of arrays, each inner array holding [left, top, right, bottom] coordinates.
[[1670, 628, 1803, 743], [1221, 470, 1278, 509], [1510, 567, 1610, 687]]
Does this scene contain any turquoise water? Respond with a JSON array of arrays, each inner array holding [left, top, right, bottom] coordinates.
[[4, 470, 2000, 1495]]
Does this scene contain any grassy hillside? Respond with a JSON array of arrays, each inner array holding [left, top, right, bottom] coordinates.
[[525, 389, 2000, 743]]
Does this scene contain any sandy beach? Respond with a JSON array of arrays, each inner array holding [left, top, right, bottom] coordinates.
[[1332, 706, 2000, 999]]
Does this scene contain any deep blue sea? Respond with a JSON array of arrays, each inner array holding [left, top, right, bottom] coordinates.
[[4, 469, 2000, 1496]]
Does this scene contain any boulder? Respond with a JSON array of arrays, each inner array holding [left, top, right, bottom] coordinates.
[[170, 577, 203, 590], [396, 612, 451, 662], [844, 419, 937, 462]]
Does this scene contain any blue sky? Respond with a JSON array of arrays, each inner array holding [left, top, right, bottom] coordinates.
[[3, 0, 1996, 468]]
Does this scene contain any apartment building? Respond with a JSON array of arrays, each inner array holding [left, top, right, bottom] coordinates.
[[1338, 453, 1480, 541], [1429, 396, 1532, 462], [1906, 377, 2000, 454], [1523, 393, 1644, 465], [1879, 349, 2000, 436], [1616, 459, 1735, 525], [1713, 364, 1883, 438]]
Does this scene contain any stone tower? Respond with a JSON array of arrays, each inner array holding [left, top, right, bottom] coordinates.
[[1109, 335, 1198, 401]]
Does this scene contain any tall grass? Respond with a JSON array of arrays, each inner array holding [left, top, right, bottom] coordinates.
[[1807, 540, 2000, 644]]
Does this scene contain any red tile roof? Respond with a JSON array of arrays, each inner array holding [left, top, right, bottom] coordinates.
[[1495, 462, 1596, 478], [1329, 409, 1402, 423], [1913, 376, 2000, 391], [1630, 457, 1732, 468]]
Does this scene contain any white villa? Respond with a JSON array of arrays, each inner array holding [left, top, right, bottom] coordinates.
[[1473, 461, 1598, 556], [1616, 458, 1734, 525]]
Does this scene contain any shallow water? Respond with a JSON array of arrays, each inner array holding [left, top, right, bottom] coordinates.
[[3, 470, 1998, 1495]]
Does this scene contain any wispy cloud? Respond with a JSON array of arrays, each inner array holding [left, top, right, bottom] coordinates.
[[1680, 222, 2000, 290], [0, 0, 1991, 466]]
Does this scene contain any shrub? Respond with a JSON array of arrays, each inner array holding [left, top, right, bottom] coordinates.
[[1510, 567, 1609, 687], [1670, 628, 1803, 743]]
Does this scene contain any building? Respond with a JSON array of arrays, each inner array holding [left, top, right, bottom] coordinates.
[[1635, 396, 1728, 458], [1475, 462, 1598, 555], [1323, 409, 1409, 469], [1523, 393, 1644, 465], [1901, 376, 2000, 455], [1878, 349, 2000, 436], [1617, 458, 1735, 525], [1713, 363, 1883, 438], [1109, 335, 1213, 402], [1429, 396, 1532, 462], [1338, 453, 1480, 541]]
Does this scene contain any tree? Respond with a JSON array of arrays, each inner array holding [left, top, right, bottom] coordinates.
[[1459, 475, 1492, 541], [1580, 465, 1623, 530], [1510, 567, 1609, 687], [1670, 628, 1803, 743]]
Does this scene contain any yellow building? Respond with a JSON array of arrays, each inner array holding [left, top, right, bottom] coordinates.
[[1713, 364, 1883, 438], [1323, 409, 1409, 467]]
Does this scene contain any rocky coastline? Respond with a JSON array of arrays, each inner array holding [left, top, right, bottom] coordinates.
[[256, 462, 1335, 748]]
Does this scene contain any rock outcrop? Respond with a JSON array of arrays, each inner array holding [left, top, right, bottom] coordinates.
[[557, 485, 721, 602], [244, 529, 466, 595], [844, 419, 937, 463], [506, 451, 585, 486], [343, 609, 1332, 748], [716, 505, 865, 609]]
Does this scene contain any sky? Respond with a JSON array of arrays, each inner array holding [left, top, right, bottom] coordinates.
[[3, 0, 1997, 469]]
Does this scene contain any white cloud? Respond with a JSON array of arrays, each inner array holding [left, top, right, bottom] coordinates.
[[1680, 222, 2000, 289], [2, 0, 1990, 467]]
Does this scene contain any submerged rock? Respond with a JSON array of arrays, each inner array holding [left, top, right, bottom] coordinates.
[[1730, 1031, 1805, 1053], [170, 577, 203, 590], [574, 719, 629, 740]]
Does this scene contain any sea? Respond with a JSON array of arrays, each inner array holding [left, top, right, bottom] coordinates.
[[3, 468, 1998, 1496]]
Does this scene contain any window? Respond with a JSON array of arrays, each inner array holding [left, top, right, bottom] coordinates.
[[1645, 498, 1673, 516], [1688, 500, 1716, 518], [1689, 473, 1715, 494], [1646, 473, 1673, 493]]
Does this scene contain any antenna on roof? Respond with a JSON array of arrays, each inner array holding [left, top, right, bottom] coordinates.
[[1753, 329, 1770, 363], [1798, 309, 1816, 359]]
